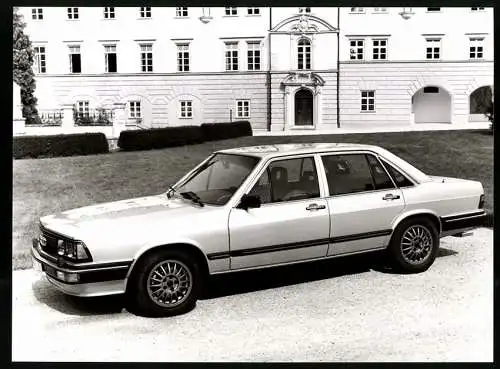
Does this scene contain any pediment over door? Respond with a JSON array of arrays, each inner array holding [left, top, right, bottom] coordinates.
[[271, 14, 338, 35], [281, 72, 325, 88]]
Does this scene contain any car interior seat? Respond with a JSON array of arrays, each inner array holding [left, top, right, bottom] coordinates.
[[270, 166, 289, 202]]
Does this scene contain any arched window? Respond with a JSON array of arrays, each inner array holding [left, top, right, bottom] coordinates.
[[470, 86, 493, 114], [297, 38, 311, 70]]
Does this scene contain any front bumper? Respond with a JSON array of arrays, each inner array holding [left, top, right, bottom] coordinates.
[[31, 239, 130, 297]]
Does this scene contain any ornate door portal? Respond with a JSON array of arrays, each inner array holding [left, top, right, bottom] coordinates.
[[294, 89, 313, 126]]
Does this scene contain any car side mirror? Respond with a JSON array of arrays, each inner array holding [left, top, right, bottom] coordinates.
[[237, 194, 261, 210]]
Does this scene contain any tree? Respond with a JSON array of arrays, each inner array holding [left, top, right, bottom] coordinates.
[[13, 6, 39, 123]]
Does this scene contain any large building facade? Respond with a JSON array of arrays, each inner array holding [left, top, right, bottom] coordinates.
[[19, 6, 493, 132]]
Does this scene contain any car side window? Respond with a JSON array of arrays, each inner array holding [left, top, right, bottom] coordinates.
[[322, 154, 376, 196], [248, 157, 320, 204], [381, 159, 414, 187], [366, 154, 395, 190]]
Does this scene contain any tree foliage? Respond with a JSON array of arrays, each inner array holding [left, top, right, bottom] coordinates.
[[13, 7, 38, 120]]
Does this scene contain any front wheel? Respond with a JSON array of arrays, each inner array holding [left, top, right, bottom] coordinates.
[[127, 249, 202, 317], [388, 217, 439, 273]]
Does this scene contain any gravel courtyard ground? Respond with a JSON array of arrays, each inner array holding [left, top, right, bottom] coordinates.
[[12, 228, 493, 362]]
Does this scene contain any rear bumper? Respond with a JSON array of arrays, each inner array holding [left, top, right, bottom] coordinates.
[[440, 210, 487, 237], [31, 238, 129, 297]]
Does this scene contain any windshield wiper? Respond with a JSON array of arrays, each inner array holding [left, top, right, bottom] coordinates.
[[179, 191, 205, 207], [166, 185, 177, 199]]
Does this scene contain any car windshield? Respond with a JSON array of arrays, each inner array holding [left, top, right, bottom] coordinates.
[[172, 153, 260, 206]]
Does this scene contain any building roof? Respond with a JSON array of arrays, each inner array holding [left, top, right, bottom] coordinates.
[[218, 143, 381, 159]]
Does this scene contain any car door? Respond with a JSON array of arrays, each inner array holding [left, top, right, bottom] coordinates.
[[321, 152, 406, 256], [228, 155, 330, 270]]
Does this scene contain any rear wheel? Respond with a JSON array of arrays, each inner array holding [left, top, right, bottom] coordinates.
[[388, 217, 439, 273], [127, 249, 202, 317]]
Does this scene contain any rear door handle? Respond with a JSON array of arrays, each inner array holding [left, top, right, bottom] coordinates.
[[306, 203, 326, 211], [382, 193, 401, 201]]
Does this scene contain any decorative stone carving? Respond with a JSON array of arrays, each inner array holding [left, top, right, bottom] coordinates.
[[290, 15, 319, 34], [281, 72, 325, 87]]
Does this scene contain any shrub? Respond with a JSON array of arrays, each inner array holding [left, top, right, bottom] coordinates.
[[118, 126, 204, 151], [13, 133, 109, 159], [201, 121, 253, 141]]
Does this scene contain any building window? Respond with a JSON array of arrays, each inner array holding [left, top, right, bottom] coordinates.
[[349, 39, 364, 60], [225, 7, 237, 15], [33, 46, 46, 73], [129, 101, 141, 118], [225, 42, 239, 71], [427, 7, 441, 12], [180, 101, 193, 118], [67, 8, 79, 19], [299, 7, 311, 13], [68, 45, 81, 73], [373, 7, 387, 13], [425, 38, 441, 60], [350, 7, 365, 13], [140, 7, 151, 18], [297, 38, 311, 70], [247, 41, 261, 71], [104, 45, 117, 73], [104, 7, 115, 19], [469, 37, 484, 59], [177, 43, 190, 72], [361, 90, 375, 112], [140, 44, 153, 72], [372, 39, 387, 60], [31, 8, 43, 20], [236, 100, 250, 118], [247, 7, 260, 15], [176, 7, 188, 17], [471, 7, 485, 11], [76, 101, 89, 118]]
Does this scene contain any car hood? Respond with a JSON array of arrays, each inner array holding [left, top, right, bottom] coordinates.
[[39, 194, 215, 238]]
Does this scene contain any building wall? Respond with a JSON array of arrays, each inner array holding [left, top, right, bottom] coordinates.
[[35, 72, 269, 129], [339, 7, 494, 62], [18, 6, 494, 133], [339, 61, 493, 126]]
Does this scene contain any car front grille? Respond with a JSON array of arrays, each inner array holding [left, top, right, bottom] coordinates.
[[39, 225, 75, 258]]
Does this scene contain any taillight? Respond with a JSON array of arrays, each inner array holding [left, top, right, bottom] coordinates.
[[478, 194, 485, 209]]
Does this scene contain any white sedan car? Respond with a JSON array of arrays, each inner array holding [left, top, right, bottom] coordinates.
[[32, 143, 486, 317]]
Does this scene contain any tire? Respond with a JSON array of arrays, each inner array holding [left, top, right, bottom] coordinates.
[[127, 249, 202, 317], [388, 217, 439, 273]]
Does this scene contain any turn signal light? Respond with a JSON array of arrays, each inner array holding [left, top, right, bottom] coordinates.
[[479, 194, 485, 209]]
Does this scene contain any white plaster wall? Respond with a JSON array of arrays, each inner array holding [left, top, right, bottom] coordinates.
[[339, 7, 494, 62]]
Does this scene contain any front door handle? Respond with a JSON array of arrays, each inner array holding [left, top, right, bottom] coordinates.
[[382, 193, 401, 201], [306, 203, 326, 211]]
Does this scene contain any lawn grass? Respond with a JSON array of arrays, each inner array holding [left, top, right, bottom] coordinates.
[[13, 129, 493, 270]]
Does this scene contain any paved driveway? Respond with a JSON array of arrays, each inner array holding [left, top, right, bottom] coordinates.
[[12, 228, 493, 362]]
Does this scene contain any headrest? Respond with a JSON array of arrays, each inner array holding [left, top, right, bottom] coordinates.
[[271, 166, 288, 183]]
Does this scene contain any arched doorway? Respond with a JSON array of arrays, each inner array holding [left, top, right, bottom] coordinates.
[[469, 85, 493, 122], [412, 86, 451, 124], [295, 89, 313, 126]]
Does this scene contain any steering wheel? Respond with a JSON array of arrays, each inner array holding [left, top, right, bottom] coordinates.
[[215, 187, 238, 204], [282, 189, 309, 201]]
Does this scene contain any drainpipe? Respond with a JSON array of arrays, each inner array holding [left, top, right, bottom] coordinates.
[[336, 7, 341, 128], [267, 7, 272, 131]]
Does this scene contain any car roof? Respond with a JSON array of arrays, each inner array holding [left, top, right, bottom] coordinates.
[[217, 143, 430, 184], [218, 143, 383, 159]]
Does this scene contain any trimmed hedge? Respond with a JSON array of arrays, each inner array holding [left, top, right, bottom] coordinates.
[[201, 120, 252, 141], [118, 126, 204, 151], [13, 133, 109, 159]]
